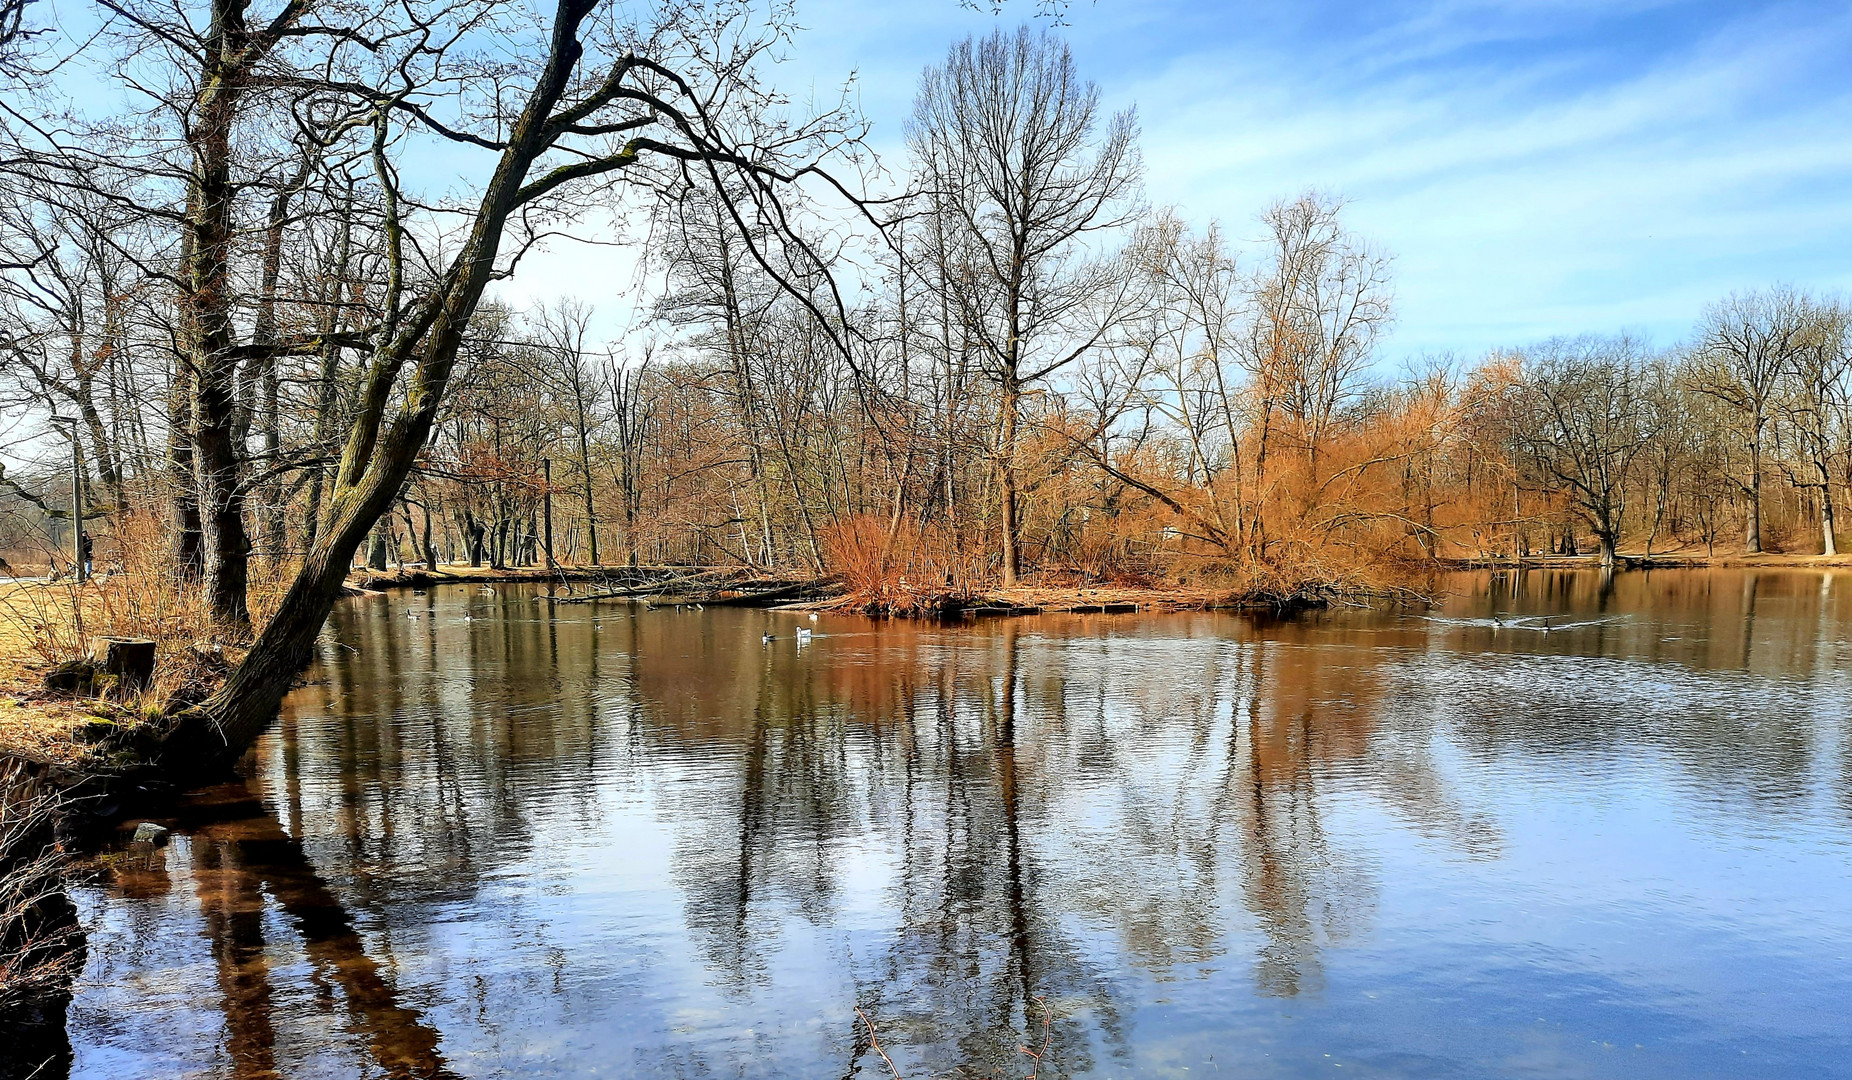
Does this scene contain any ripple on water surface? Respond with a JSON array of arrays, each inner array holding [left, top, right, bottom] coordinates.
[[61, 568, 1852, 1079]]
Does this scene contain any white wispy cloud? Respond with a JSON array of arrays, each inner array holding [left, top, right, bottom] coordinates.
[[512, 0, 1852, 360], [1109, 0, 1852, 354]]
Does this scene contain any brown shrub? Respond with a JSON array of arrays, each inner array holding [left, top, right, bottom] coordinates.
[[821, 513, 987, 614], [0, 772, 83, 1024]]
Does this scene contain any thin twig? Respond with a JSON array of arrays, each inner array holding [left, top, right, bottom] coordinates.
[[856, 1006, 904, 1080], [1018, 995, 1053, 1080]]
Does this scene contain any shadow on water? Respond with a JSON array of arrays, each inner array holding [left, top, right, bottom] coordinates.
[[55, 568, 1852, 1079], [79, 775, 458, 1080], [175, 781, 458, 1080]]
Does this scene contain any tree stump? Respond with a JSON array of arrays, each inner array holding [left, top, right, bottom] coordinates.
[[91, 637, 157, 697]]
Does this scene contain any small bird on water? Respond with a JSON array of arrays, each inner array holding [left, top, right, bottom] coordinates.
[[795, 627, 812, 643], [762, 632, 776, 644]]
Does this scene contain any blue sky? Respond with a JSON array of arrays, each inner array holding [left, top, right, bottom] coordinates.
[[653, 0, 1852, 361]]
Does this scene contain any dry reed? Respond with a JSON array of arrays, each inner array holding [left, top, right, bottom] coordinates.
[[0, 775, 83, 1022]]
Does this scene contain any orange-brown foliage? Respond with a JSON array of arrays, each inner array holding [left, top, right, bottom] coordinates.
[[822, 513, 988, 614]]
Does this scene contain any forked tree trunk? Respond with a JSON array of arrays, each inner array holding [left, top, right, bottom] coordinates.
[[183, 0, 260, 633], [157, 0, 607, 778]]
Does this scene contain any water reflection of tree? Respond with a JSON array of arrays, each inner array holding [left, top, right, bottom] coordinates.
[[1038, 629, 1389, 1000], [137, 576, 1839, 1077], [625, 613, 1505, 1074], [296, 588, 624, 906], [173, 781, 457, 1079], [843, 626, 1127, 1078], [196, 586, 628, 1074]]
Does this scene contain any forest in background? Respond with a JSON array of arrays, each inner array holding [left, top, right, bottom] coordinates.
[[3, 5, 1851, 649], [5, 2, 1851, 1070]]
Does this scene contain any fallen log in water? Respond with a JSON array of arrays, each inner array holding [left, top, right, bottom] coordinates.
[[647, 577, 842, 608], [701, 580, 823, 606], [555, 568, 733, 603]]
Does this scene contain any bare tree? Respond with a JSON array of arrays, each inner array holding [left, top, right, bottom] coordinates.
[[1773, 298, 1849, 555], [607, 343, 657, 568], [142, 0, 872, 775], [1515, 336, 1660, 567], [0, 0, 40, 74], [907, 25, 1142, 583], [1242, 192, 1393, 480], [1637, 355, 1698, 557], [1689, 288, 1816, 553], [0, 183, 144, 513], [531, 301, 607, 565]]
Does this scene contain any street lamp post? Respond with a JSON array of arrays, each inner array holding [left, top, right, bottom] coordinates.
[[49, 416, 84, 583]]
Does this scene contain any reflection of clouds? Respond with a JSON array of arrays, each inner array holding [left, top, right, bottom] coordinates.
[[73, 571, 1851, 1077], [88, 783, 462, 1080], [633, 612, 1412, 1076], [1386, 649, 1824, 809], [1441, 568, 1852, 681]]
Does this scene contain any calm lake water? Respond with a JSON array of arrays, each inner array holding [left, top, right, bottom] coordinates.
[[57, 570, 1852, 1079]]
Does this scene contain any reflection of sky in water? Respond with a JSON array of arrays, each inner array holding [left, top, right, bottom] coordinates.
[[63, 569, 1852, 1079]]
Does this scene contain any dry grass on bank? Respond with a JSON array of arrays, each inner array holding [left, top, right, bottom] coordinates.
[[820, 515, 988, 615], [0, 574, 238, 765], [0, 517, 296, 763]]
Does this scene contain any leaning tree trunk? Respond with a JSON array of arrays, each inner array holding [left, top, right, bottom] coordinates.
[[156, 0, 608, 779], [159, 431, 425, 780]]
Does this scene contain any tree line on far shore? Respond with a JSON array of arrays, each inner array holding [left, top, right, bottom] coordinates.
[[4, 8, 1848, 656]]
